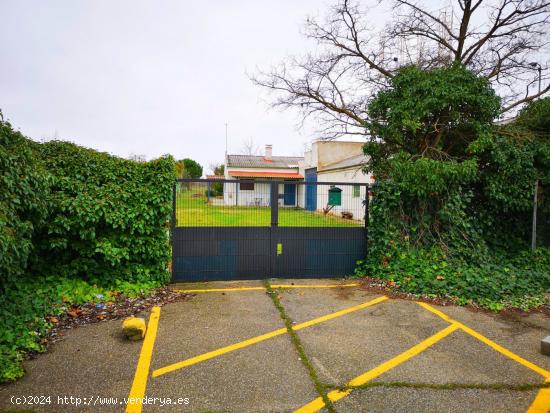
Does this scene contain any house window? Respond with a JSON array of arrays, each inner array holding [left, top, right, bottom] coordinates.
[[352, 185, 360, 198], [240, 180, 254, 191]]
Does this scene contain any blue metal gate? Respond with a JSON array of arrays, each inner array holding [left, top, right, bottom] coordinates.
[[172, 178, 368, 281]]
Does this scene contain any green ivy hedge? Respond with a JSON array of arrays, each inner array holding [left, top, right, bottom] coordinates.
[[31, 141, 175, 285], [0, 119, 176, 381], [0, 122, 49, 291]]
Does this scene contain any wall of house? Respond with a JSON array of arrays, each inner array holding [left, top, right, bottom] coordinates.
[[297, 184, 306, 209], [300, 140, 365, 173], [223, 181, 271, 207], [316, 141, 365, 171], [223, 181, 299, 207], [315, 167, 372, 221]]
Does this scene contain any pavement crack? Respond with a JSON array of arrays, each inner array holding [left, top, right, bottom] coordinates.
[[324, 381, 550, 392], [263, 279, 336, 413]]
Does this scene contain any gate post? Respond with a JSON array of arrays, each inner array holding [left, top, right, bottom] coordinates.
[[364, 184, 369, 228], [269, 182, 279, 279], [171, 182, 177, 277], [270, 182, 278, 227], [364, 184, 370, 256]]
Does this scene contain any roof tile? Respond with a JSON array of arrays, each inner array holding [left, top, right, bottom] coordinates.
[[227, 154, 303, 168]]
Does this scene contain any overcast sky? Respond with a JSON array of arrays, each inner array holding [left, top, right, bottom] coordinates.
[[3, 1, 546, 174], [1, 0, 335, 173]]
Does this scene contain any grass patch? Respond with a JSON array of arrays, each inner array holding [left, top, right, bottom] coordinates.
[[263, 280, 335, 413], [176, 189, 362, 227]]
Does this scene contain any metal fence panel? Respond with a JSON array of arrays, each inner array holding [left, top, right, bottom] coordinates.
[[171, 178, 369, 281]]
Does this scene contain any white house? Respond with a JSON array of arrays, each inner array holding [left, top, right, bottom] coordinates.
[[222, 142, 373, 220], [223, 145, 303, 207], [298, 141, 373, 220]]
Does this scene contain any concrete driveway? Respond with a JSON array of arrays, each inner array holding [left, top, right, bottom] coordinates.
[[1, 279, 549, 413]]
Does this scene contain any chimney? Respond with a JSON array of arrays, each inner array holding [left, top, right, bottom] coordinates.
[[265, 144, 273, 160]]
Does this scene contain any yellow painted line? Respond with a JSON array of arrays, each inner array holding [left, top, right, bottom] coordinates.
[[175, 283, 359, 293], [294, 323, 460, 413], [417, 302, 550, 379], [176, 286, 267, 293], [272, 283, 359, 289], [152, 295, 388, 377], [526, 379, 550, 413], [126, 306, 161, 413]]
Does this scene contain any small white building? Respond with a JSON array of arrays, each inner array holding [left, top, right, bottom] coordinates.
[[298, 141, 373, 220], [223, 142, 373, 220], [224, 145, 303, 207]]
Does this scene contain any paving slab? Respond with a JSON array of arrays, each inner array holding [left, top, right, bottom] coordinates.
[[325, 386, 538, 413], [281, 288, 549, 413], [1, 279, 548, 413], [0, 318, 143, 413], [371, 328, 543, 385], [437, 304, 550, 372], [171, 279, 265, 291], [279, 288, 450, 385], [146, 290, 316, 412], [152, 287, 283, 369]]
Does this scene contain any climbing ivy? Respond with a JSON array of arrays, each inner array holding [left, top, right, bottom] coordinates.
[[356, 67, 550, 310]]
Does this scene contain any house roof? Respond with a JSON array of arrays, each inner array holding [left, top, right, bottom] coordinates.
[[228, 171, 303, 179], [320, 154, 368, 172], [206, 175, 224, 180], [226, 154, 303, 169]]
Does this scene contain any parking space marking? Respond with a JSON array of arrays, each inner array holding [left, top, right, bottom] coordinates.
[[526, 379, 550, 413], [271, 283, 359, 290], [418, 302, 550, 413], [294, 323, 461, 413], [175, 283, 359, 293], [152, 295, 388, 378], [417, 302, 550, 379], [126, 306, 161, 413], [177, 286, 267, 293]]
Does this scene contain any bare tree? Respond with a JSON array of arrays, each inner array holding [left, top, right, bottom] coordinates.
[[208, 162, 225, 176], [128, 153, 147, 162], [240, 137, 261, 155], [251, 0, 550, 138]]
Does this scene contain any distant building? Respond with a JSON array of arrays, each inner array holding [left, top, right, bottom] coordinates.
[[224, 145, 303, 207], [222, 142, 373, 220], [299, 141, 373, 217]]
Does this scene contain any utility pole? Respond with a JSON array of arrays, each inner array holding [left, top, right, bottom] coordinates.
[[529, 62, 542, 251], [225, 122, 228, 156]]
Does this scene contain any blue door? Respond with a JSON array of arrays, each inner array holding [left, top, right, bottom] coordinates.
[[305, 168, 317, 211], [283, 183, 296, 206]]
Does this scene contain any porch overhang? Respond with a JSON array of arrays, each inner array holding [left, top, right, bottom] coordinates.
[[228, 171, 304, 179]]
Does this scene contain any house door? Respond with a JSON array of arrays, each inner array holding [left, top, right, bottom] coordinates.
[[305, 168, 317, 211], [283, 183, 296, 206]]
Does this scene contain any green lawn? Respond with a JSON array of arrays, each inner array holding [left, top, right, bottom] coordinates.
[[176, 189, 362, 227]]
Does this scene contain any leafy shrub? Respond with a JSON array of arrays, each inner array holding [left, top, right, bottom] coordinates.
[[359, 70, 550, 311], [31, 141, 176, 285], [0, 121, 49, 291], [0, 120, 176, 382], [356, 246, 550, 311]]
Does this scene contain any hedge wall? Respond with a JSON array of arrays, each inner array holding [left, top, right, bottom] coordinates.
[[0, 120, 175, 382], [0, 120, 176, 288], [0, 122, 49, 291]]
